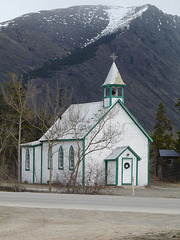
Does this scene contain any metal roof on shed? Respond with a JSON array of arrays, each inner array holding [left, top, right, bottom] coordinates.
[[159, 150, 180, 157]]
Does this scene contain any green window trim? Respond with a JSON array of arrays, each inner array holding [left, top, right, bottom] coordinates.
[[69, 145, 74, 170], [25, 149, 30, 171], [58, 146, 64, 170], [103, 85, 124, 93]]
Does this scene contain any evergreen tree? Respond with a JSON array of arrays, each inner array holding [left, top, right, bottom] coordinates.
[[175, 98, 180, 152], [153, 102, 174, 149], [151, 102, 174, 175]]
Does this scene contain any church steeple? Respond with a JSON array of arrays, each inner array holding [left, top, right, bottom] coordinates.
[[102, 53, 126, 108]]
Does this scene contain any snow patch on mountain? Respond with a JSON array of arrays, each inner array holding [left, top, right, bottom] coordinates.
[[103, 5, 148, 35], [84, 5, 148, 46], [0, 21, 11, 28]]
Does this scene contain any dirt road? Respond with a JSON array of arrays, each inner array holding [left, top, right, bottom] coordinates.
[[0, 206, 180, 240]]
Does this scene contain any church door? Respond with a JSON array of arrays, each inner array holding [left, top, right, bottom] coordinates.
[[122, 158, 133, 185]]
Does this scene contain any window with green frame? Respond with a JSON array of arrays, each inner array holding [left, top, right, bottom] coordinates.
[[58, 146, 64, 170], [25, 149, 30, 171], [69, 146, 74, 170], [48, 149, 53, 170]]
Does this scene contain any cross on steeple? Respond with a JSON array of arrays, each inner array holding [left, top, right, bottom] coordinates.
[[110, 52, 118, 62]]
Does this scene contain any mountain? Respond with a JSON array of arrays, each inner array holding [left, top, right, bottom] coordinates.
[[0, 5, 179, 133]]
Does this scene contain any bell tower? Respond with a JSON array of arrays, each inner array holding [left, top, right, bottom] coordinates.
[[102, 53, 126, 108]]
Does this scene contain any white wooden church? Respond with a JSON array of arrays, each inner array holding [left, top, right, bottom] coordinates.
[[21, 54, 153, 186]]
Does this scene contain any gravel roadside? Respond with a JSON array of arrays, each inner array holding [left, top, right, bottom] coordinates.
[[1, 181, 180, 239], [1, 181, 180, 198], [0, 206, 180, 240]]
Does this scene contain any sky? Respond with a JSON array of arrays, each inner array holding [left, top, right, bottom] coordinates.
[[0, 0, 180, 23]]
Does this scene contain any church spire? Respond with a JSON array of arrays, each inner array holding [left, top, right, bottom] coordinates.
[[102, 53, 126, 108]]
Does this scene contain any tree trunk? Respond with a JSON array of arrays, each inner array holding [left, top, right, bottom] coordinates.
[[68, 160, 81, 193], [73, 162, 80, 190], [17, 114, 22, 192]]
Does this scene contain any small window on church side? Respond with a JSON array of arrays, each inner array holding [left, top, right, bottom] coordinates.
[[58, 146, 64, 170], [69, 146, 74, 170], [25, 149, 30, 171], [105, 88, 110, 97]]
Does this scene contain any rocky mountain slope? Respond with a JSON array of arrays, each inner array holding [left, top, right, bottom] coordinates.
[[0, 5, 179, 132]]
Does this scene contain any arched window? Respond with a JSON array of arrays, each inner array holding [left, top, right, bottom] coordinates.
[[25, 149, 30, 171], [48, 149, 53, 170], [58, 146, 64, 170], [69, 146, 74, 170]]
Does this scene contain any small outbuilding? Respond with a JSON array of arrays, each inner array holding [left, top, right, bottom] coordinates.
[[159, 150, 180, 180]]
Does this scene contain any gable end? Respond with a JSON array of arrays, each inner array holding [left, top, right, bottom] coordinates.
[[84, 100, 153, 142]]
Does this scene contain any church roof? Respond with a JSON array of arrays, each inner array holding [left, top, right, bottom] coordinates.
[[39, 99, 152, 142], [39, 101, 109, 141], [102, 62, 125, 86]]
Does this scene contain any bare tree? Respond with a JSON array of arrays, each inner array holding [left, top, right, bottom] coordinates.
[[59, 104, 124, 191], [0, 123, 17, 181], [31, 95, 123, 192], [5, 74, 123, 193], [1, 74, 36, 191], [31, 81, 72, 192]]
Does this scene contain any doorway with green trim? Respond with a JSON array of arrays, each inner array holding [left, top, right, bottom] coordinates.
[[104, 146, 141, 186], [122, 158, 133, 185]]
